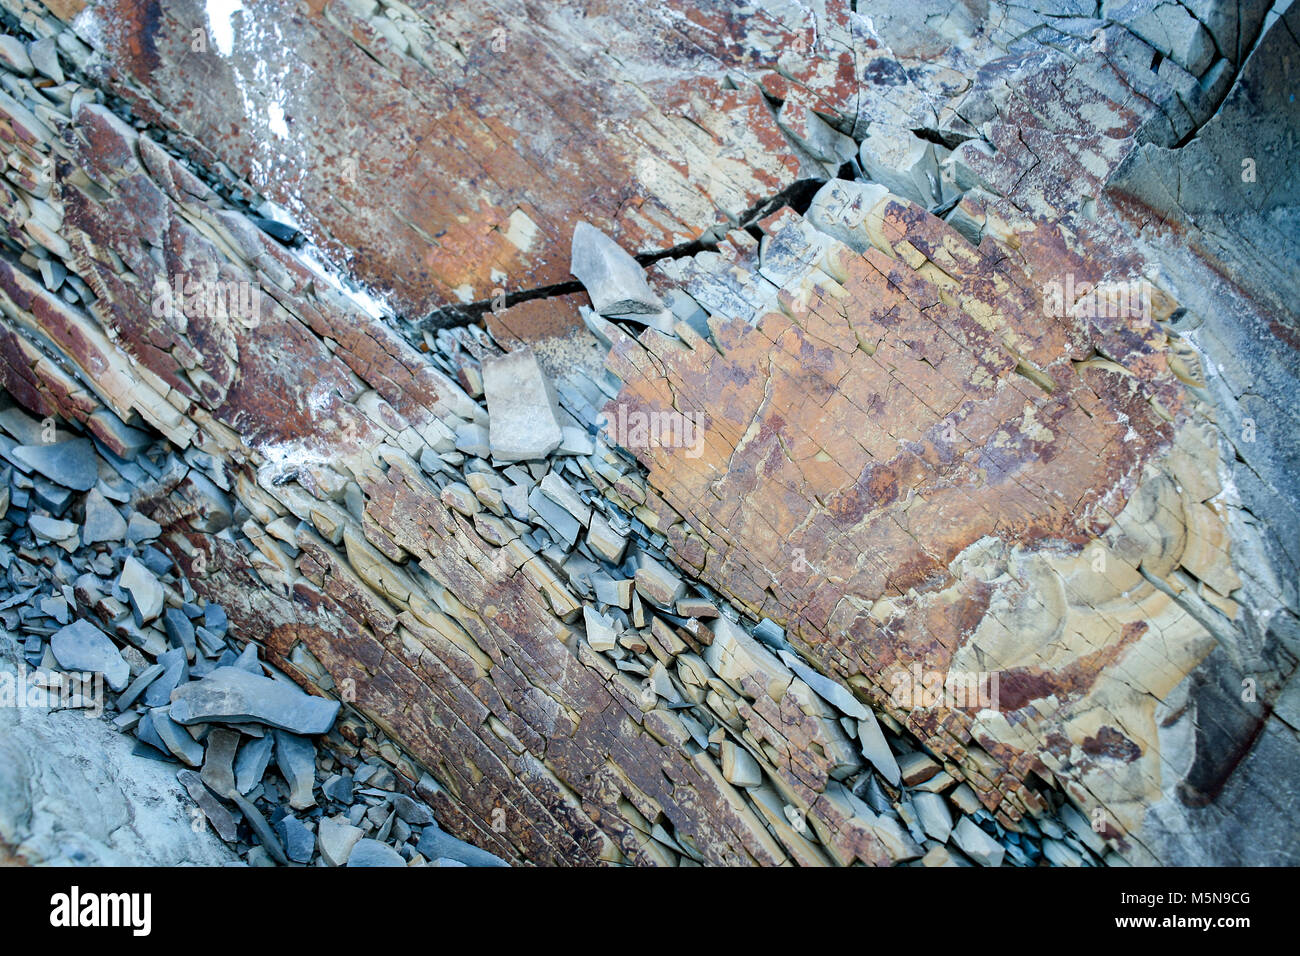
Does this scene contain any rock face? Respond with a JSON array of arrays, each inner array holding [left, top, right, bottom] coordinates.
[[0, 0, 1294, 868]]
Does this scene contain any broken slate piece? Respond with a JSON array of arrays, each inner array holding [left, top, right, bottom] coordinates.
[[348, 839, 406, 867], [322, 773, 354, 805], [82, 488, 127, 545], [952, 816, 1004, 867], [177, 769, 239, 842], [126, 512, 161, 543], [912, 790, 953, 843], [170, 667, 340, 734], [570, 221, 665, 316], [633, 554, 685, 609], [230, 790, 289, 865], [857, 708, 901, 787], [50, 618, 129, 691], [203, 603, 228, 638], [28, 515, 78, 544], [143, 646, 189, 708], [392, 793, 434, 825], [482, 348, 563, 462], [528, 486, 581, 547], [151, 707, 204, 766], [12, 439, 98, 490], [416, 823, 509, 867], [163, 607, 197, 661], [319, 815, 365, 866], [273, 730, 317, 810], [234, 732, 274, 794], [116, 662, 164, 711], [119, 556, 163, 625], [276, 815, 315, 863], [201, 727, 240, 797]]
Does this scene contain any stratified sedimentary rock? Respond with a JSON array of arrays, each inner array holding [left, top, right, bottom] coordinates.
[[0, 0, 1294, 867]]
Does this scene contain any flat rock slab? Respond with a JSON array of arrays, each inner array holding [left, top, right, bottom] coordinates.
[[482, 348, 563, 462], [118, 556, 163, 625], [273, 730, 317, 810], [570, 221, 664, 317], [82, 488, 127, 545], [170, 667, 340, 735], [12, 439, 98, 490], [49, 619, 129, 691], [346, 838, 406, 867]]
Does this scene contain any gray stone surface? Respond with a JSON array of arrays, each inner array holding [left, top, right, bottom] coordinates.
[[82, 488, 127, 545], [12, 439, 98, 490], [570, 220, 665, 317], [347, 837, 406, 867], [0, 629, 234, 865], [482, 348, 563, 462], [119, 556, 163, 625], [169, 666, 340, 734], [49, 619, 129, 691], [416, 823, 510, 867], [233, 732, 274, 795], [273, 730, 316, 810]]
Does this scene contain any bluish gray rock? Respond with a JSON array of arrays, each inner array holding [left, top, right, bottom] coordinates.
[[415, 823, 510, 867], [347, 838, 405, 867], [50, 619, 129, 691], [143, 647, 189, 708], [275, 815, 315, 863], [273, 730, 316, 809], [233, 732, 274, 794], [12, 439, 98, 490], [169, 667, 340, 734]]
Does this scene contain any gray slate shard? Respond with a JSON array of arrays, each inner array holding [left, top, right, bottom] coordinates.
[[170, 667, 341, 733], [126, 512, 161, 543], [201, 727, 240, 797], [151, 707, 204, 766], [32, 478, 72, 515], [392, 793, 434, 825], [163, 607, 196, 660], [28, 37, 64, 83], [416, 823, 510, 867], [570, 221, 664, 316], [234, 732, 274, 794], [529, 488, 582, 548], [177, 769, 239, 842], [116, 662, 164, 711], [777, 649, 869, 718], [952, 816, 1005, 867], [28, 514, 78, 543], [347, 838, 406, 867], [203, 603, 228, 638], [273, 730, 317, 809], [134, 712, 172, 758], [322, 772, 354, 805], [481, 348, 564, 462], [230, 790, 289, 865], [143, 646, 189, 707], [12, 439, 98, 490], [231, 642, 262, 675], [82, 488, 127, 545], [276, 815, 315, 863], [318, 816, 365, 866], [50, 618, 129, 691], [138, 545, 173, 576], [119, 556, 163, 625]]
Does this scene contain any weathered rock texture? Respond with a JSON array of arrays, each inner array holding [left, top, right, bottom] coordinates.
[[0, 0, 1295, 865]]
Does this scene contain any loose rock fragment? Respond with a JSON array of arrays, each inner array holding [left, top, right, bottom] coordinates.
[[170, 667, 340, 734], [50, 619, 129, 691], [12, 440, 98, 491], [482, 348, 563, 462]]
